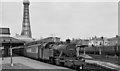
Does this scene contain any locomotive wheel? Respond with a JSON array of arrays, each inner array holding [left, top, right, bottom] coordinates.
[[55, 59, 60, 65], [77, 65, 84, 71], [49, 57, 55, 64], [71, 65, 76, 69], [64, 61, 68, 67], [60, 62, 64, 66], [73, 65, 77, 69]]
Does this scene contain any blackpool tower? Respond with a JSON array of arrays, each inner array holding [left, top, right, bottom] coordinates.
[[21, 0, 32, 38]]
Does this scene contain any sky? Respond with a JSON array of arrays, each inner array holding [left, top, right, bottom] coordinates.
[[0, 0, 119, 40]]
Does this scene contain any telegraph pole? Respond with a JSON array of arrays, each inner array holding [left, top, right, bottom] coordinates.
[[1, 46, 4, 60], [101, 36, 104, 55]]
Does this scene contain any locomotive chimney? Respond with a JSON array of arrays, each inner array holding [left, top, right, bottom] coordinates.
[[66, 39, 71, 44]]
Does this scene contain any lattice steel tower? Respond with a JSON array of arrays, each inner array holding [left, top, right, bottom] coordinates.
[[21, 0, 32, 38]]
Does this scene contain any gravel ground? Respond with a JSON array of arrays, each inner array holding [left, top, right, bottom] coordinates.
[[88, 54, 119, 65]]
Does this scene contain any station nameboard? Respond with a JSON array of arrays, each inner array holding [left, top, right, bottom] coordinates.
[[0, 28, 10, 35]]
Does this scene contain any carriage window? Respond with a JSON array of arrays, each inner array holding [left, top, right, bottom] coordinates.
[[31, 47, 38, 53]]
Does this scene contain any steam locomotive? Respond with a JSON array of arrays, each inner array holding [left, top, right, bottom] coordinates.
[[18, 39, 86, 70]]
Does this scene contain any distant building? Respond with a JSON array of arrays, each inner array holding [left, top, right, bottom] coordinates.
[[0, 28, 10, 37], [82, 40, 89, 45], [14, 34, 35, 42], [107, 36, 120, 46], [71, 39, 89, 46], [71, 39, 82, 44], [88, 37, 109, 46], [40, 37, 60, 42]]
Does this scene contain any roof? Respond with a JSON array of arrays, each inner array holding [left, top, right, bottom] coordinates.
[[108, 37, 120, 41], [36, 37, 60, 43], [107, 36, 120, 45], [0, 37, 25, 43]]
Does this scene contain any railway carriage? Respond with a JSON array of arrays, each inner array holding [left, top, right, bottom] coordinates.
[[24, 44, 41, 59]]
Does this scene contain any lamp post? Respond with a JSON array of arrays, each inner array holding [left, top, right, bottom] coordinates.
[[99, 42, 102, 55], [10, 39, 13, 67], [101, 36, 104, 55], [1, 47, 4, 60], [115, 35, 118, 56], [83, 47, 86, 55], [1, 46, 4, 60], [115, 41, 118, 56]]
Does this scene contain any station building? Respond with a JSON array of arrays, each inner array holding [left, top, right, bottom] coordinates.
[[0, 28, 24, 56]]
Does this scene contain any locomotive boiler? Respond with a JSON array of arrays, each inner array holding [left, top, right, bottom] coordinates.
[[52, 43, 77, 57]]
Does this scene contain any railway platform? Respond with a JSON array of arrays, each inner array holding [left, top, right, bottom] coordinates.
[[0, 56, 120, 71], [1, 57, 68, 69]]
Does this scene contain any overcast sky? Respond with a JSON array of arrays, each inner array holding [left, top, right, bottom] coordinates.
[[0, 0, 118, 40]]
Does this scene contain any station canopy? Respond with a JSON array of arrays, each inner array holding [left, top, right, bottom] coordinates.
[[0, 37, 25, 43]]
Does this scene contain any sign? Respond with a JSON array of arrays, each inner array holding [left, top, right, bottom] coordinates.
[[0, 28, 10, 35], [0, 47, 4, 50]]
